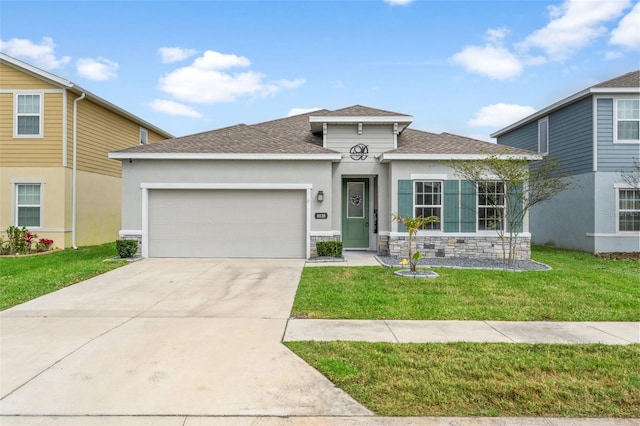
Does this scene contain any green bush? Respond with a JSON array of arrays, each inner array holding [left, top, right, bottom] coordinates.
[[116, 239, 138, 258], [316, 241, 343, 257]]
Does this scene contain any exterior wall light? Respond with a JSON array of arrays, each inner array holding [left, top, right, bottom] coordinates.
[[317, 190, 324, 202]]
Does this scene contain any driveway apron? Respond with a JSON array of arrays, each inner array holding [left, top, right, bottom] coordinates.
[[0, 258, 371, 416]]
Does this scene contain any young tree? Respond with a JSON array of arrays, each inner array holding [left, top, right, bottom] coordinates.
[[447, 154, 572, 265], [619, 158, 640, 189], [392, 213, 440, 272]]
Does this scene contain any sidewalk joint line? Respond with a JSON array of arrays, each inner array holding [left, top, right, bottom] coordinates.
[[484, 321, 517, 343], [384, 320, 400, 343]]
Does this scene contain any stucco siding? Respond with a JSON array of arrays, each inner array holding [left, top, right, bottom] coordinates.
[[75, 170, 122, 246], [0, 92, 64, 166], [528, 173, 594, 252], [326, 124, 395, 160], [120, 159, 333, 232], [596, 97, 640, 172]]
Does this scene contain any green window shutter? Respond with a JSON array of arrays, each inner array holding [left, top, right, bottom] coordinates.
[[460, 180, 476, 232], [397, 180, 413, 232], [507, 184, 524, 233], [443, 180, 460, 232]]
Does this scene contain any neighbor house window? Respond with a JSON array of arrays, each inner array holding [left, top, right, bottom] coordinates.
[[478, 181, 505, 231], [538, 117, 549, 154], [15, 94, 42, 137], [616, 99, 640, 142], [140, 127, 148, 145], [618, 189, 640, 232], [414, 181, 441, 230], [16, 184, 42, 227]]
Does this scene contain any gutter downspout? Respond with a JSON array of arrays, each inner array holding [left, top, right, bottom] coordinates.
[[72, 92, 86, 249]]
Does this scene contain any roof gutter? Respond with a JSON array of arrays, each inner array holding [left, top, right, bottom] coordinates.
[[72, 92, 86, 249]]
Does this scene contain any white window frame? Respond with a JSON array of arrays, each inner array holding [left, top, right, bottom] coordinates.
[[616, 186, 640, 233], [538, 117, 549, 155], [614, 97, 640, 144], [14, 92, 43, 138], [414, 180, 442, 231], [140, 127, 148, 145], [12, 180, 44, 228], [477, 181, 505, 232]]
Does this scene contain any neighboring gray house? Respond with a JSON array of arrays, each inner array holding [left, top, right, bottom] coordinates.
[[493, 71, 640, 253], [109, 105, 538, 259]]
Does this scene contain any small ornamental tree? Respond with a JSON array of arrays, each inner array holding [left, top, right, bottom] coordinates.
[[392, 213, 440, 272], [619, 158, 640, 189], [447, 154, 572, 265]]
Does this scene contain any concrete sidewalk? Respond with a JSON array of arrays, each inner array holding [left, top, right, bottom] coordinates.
[[284, 319, 640, 344]]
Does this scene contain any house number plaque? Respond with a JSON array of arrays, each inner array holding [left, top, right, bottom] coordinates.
[[315, 212, 328, 219]]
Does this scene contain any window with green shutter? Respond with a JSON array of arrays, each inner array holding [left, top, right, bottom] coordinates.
[[397, 180, 413, 232], [443, 180, 460, 232], [460, 180, 476, 232], [507, 184, 524, 233]]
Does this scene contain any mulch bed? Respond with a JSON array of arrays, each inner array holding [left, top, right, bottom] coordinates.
[[597, 252, 640, 261]]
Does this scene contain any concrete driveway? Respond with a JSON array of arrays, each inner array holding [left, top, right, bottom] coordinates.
[[0, 258, 370, 417]]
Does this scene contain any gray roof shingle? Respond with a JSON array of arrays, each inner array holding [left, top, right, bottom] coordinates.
[[113, 105, 533, 157], [593, 70, 640, 88]]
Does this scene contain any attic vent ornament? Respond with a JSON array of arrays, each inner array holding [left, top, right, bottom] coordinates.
[[349, 143, 369, 161]]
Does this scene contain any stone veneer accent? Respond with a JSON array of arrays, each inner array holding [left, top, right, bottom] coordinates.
[[382, 235, 531, 260], [118, 231, 143, 256], [309, 234, 341, 257]]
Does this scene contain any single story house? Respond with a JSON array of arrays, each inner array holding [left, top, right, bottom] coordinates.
[[109, 105, 539, 259]]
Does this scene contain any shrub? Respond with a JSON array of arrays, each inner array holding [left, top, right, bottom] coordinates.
[[316, 241, 343, 258], [37, 238, 54, 252], [4, 226, 27, 254], [116, 239, 138, 258]]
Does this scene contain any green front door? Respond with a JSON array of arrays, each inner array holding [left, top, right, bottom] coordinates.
[[342, 179, 369, 249]]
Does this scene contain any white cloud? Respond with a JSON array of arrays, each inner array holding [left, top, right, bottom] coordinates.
[[517, 0, 631, 61], [76, 57, 118, 81], [469, 103, 537, 128], [384, 0, 414, 5], [0, 36, 70, 70], [158, 50, 305, 104], [149, 99, 203, 118], [451, 44, 522, 80], [192, 50, 251, 70], [610, 2, 640, 50], [287, 107, 322, 117], [158, 47, 198, 63]]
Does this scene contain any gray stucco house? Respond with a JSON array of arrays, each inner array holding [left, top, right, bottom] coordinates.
[[109, 105, 538, 259], [493, 71, 640, 254]]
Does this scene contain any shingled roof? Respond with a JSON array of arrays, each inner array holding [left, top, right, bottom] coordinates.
[[593, 70, 639, 88], [112, 105, 533, 157]]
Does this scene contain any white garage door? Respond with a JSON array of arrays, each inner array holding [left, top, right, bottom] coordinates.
[[148, 189, 306, 258]]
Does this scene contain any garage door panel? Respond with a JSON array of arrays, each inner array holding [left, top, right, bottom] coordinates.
[[148, 189, 306, 258]]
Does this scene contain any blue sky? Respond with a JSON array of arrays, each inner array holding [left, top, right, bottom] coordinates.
[[2, 0, 639, 140]]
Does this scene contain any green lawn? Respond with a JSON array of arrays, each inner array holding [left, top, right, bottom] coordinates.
[[286, 341, 640, 417], [292, 246, 639, 321], [0, 242, 127, 310]]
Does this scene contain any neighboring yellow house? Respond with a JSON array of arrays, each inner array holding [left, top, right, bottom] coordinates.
[[0, 53, 172, 249]]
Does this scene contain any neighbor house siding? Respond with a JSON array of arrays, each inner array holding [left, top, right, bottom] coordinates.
[[496, 121, 537, 151], [0, 63, 59, 89], [326, 124, 395, 159], [0, 92, 64, 167], [550, 96, 593, 175], [596, 97, 640, 172]]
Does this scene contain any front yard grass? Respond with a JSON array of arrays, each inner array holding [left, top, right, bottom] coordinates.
[[285, 341, 640, 417], [0, 242, 127, 310], [292, 246, 639, 321]]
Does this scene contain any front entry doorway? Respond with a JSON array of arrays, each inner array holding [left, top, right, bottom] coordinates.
[[342, 178, 369, 249]]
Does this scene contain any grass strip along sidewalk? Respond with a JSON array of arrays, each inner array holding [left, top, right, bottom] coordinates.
[[288, 246, 639, 417], [0, 242, 126, 310], [292, 246, 639, 321], [285, 341, 640, 417]]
